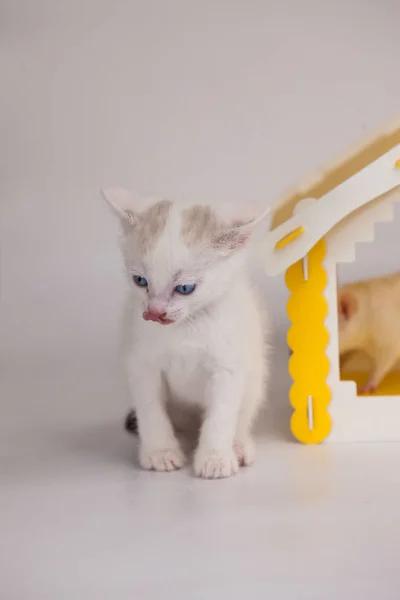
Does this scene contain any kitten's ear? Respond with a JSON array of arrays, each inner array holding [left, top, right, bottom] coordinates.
[[214, 204, 271, 254], [338, 292, 358, 320], [101, 187, 137, 226]]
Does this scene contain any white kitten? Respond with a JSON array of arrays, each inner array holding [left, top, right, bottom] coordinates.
[[103, 187, 270, 479]]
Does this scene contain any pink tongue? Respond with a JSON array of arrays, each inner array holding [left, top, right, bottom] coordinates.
[[143, 311, 169, 324], [143, 311, 160, 322]]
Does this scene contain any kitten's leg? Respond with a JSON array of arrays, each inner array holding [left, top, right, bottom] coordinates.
[[127, 361, 185, 471], [193, 370, 242, 479], [359, 348, 397, 394], [234, 371, 265, 467]]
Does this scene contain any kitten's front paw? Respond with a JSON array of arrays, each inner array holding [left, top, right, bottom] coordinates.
[[139, 446, 186, 472], [234, 437, 256, 467], [194, 448, 239, 479]]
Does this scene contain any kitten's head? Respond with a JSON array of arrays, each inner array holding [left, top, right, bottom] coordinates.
[[102, 187, 269, 326]]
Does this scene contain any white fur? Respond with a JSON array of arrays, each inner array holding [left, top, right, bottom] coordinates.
[[103, 188, 269, 479]]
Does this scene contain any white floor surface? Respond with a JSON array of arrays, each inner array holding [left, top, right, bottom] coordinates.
[[2, 343, 400, 599]]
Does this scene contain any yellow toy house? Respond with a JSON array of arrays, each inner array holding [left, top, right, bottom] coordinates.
[[264, 116, 400, 444]]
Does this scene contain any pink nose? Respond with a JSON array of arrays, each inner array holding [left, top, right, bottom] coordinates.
[[142, 310, 172, 325]]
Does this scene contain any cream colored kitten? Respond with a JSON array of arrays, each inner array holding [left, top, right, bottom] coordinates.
[[103, 188, 269, 479], [338, 271, 400, 393]]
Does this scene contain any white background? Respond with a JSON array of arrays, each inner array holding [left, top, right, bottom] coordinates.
[[2, 1, 400, 598], [2, 0, 400, 362]]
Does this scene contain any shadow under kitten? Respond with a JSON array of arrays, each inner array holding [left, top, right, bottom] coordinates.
[[125, 409, 139, 434]]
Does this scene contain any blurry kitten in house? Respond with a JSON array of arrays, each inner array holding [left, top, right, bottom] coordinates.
[[103, 188, 270, 479], [338, 272, 400, 393]]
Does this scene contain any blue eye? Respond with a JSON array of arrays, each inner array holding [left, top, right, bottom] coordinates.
[[175, 283, 196, 295], [133, 275, 148, 287]]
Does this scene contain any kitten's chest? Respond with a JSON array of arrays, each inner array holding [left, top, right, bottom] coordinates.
[[163, 343, 209, 404]]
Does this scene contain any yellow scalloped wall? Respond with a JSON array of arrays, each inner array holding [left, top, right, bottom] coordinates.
[[285, 240, 332, 444]]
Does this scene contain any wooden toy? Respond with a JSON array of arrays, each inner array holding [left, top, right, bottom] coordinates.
[[264, 115, 400, 444]]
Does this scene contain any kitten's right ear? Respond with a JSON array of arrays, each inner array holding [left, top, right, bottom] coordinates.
[[101, 187, 137, 226], [338, 292, 358, 320]]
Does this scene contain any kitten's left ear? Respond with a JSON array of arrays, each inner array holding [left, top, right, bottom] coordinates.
[[338, 292, 358, 321], [214, 204, 271, 253], [101, 187, 137, 226]]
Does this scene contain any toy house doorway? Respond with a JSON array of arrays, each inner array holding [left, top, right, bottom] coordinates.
[[337, 201, 400, 396]]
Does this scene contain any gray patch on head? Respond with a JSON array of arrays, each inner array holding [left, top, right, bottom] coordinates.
[[181, 205, 223, 247], [137, 200, 172, 252]]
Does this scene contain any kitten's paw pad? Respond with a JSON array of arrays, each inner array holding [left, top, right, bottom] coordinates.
[[234, 438, 256, 467], [139, 447, 186, 472], [194, 449, 239, 479], [358, 382, 377, 394]]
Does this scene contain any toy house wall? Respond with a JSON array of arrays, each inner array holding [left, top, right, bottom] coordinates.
[[339, 198, 400, 284]]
